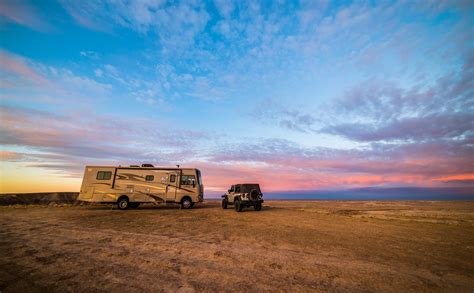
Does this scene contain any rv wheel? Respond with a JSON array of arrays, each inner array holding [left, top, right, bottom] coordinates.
[[117, 197, 129, 210], [181, 197, 192, 209], [234, 200, 242, 212], [254, 203, 262, 211], [222, 198, 228, 209]]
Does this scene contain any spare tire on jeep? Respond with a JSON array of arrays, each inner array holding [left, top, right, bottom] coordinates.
[[249, 189, 260, 201]]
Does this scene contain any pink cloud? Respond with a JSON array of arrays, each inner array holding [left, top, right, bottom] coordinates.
[[0, 151, 24, 161], [0, 0, 52, 32], [0, 51, 49, 85], [433, 174, 474, 184], [195, 161, 414, 195], [195, 138, 474, 194], [64, 7, 109, 32], [199, 164, 467, 195]]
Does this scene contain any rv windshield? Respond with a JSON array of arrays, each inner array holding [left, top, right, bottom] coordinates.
[[196, 169, 202, 185]]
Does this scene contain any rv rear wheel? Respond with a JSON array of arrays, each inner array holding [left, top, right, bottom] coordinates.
[[117, 197, 129, 210], [222, 198, 228, 209], [181, 197, 192, 209], [234, 199, 242, 212], [254, 203, 262, 211]]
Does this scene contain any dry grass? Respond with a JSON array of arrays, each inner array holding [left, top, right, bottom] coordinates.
[[0, 200, 473, 292]]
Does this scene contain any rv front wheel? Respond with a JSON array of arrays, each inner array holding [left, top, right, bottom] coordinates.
[[181, 197, 192, 209], [117, 196, 129, 210]]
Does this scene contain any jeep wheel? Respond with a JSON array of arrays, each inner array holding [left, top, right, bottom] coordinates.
[[254, 203, 262, 211], [222, 198, 228, 209], [234, 199, 242, 212], [117, 197, 129, 210], [250, 189, 260, 201]]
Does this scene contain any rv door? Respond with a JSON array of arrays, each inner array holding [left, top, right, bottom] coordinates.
[[166, 172, 178, 202]]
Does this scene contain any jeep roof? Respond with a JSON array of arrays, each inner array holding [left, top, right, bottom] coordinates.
[[231, 184, 262, 194]]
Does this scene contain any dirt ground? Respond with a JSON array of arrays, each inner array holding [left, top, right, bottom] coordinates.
[[0, 200, 473, 292]]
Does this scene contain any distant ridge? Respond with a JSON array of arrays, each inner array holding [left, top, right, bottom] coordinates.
[[0, 192, 80, 206], [266, 187, 474, 200]]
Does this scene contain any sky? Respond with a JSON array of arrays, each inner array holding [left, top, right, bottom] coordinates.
[[0, 0, 473, 197]]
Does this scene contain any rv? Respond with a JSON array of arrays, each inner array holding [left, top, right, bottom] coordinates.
[[78, 164, 203, 210]]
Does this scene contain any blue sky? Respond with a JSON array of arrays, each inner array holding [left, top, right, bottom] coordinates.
[[0, 0, 473, 195]]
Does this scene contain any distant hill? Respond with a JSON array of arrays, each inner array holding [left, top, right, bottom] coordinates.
[[266, 187, 474, 200], [0, 192, 80, 206]]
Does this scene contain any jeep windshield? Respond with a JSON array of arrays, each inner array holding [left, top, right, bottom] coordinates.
[[240, 184, 261, 194]]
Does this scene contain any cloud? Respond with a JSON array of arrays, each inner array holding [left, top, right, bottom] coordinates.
[[51, 68, 113, 97], [2, 104, 472, 191], [0, 50, 175, 119], [94, 69, 103, 77], [60, 0, 210, 50], [253, 99, 317, 133], [433, 174, 474, 185], [80, 51, 100, 59], [0, 50, 49, 85], [0, 50, 113, 104], [2, 1, 472, 194], [321, 52, 474, 143], [55, 0, 472, 109], [203, 137, 474, 190], [0, 0, 52, 31], [59, 1, 113, 32], [323, 112, 473, 142], [0, 151, 24, 161], [0, 105, 210, 168], [213, 0, 234, 18]]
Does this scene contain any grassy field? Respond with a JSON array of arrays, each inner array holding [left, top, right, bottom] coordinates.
[[0, 200, 473, 292]]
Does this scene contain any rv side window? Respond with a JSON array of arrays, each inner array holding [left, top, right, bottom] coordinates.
[[145, 175, 154, 181], [181, 175, 196, 185], [170, 175, 176, 183], [96, 171, 112, 180]]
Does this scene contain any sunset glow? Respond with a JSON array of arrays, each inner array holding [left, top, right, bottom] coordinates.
[[0, 0, 472, 197]]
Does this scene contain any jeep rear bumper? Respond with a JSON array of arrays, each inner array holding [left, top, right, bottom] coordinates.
[[239, 199, 263, 207]]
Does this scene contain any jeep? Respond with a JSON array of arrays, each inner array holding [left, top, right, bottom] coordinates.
[[221, 184, 264, 212]]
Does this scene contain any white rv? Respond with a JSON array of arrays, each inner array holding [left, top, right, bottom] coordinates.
[[78, 164, 203, 210]]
